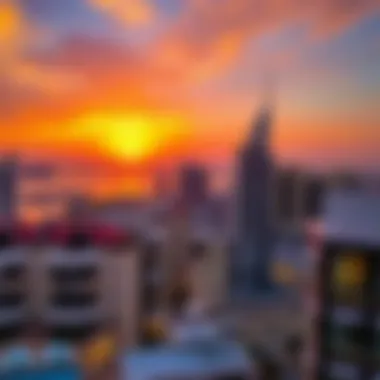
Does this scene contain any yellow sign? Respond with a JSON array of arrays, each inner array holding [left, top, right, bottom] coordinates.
[[333, 254, 366, 288]]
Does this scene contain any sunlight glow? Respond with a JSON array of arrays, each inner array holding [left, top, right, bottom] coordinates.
[[105, 116, 156, 161], [74, 112, 183, 162]]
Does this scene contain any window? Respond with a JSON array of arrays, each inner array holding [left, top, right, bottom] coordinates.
[[2, 265, 25, 281], [330, 253, 367, 307], [0, 233, 11, 250], [51, 292, 97, 307], [67, 233, 90, 249], [0, 293, 24, 307], [51, 324, 98, 342], [51, 267, 98, 283], [325, 322, 371, 364]]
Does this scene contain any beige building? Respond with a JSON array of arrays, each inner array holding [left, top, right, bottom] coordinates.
[[135, 218, 229, 345], [0, 222, 228, 350], [0, 224, 139, 348]]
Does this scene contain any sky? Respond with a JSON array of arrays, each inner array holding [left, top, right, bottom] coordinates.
[[0, 0, 379, 199]]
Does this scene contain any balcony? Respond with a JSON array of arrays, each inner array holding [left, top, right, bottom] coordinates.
[[47, 247, 102, 268], [50, 293, 98, 308], [0, 293, 25, 307], [50, 266, 98, 283], [0, 304, 27, 325], [44, 305, 104, 326], [0, 294, 27, 326], [0, 247, 27, 268]]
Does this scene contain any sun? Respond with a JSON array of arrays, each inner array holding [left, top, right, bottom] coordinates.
[[73, 111, 186, 162], [75, 113, 161, 161], [104, 116, 157, 161]]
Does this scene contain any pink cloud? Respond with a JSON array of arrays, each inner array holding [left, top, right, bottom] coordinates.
[[88, 0, 156, 26], [151, 0, 379, 76]]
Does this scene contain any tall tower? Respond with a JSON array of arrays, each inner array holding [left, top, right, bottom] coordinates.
[[178, 164, 209, 207], [232, 105, 276, 299], [0, 155, 18, 221]]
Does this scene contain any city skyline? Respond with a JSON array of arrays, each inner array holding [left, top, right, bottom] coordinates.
[[1, 0, 379, 198]]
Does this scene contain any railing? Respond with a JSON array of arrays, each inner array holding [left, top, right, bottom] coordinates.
[[0, 247, 26, 267], [44, 306, 104, 325], [0, 305, 27, 324], [47, 247, 102, 267]]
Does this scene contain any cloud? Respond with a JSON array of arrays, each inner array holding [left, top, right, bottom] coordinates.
[[35, 34, 191, 107], [150, 0, 380, 79], [1, 0, 378, 162], [0, 0, 26, 61], [0, 32, 196, 160], [312, 0, 380, 38], [0, 0, 80, 101], [88, 0, 155, 26]]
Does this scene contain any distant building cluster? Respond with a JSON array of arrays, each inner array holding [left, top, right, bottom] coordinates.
[[0, 106, 379, 380], [0, 220, 227, 347]]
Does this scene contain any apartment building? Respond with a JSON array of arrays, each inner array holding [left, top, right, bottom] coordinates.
[[0, 223, 33, 342], [305, 191, 380, 380], [0, 222, 139, 348], [0, 221, 228, 350], [135, 222, 228, 346]]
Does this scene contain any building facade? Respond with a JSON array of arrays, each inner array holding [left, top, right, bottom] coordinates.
[[178, 164, 210, 207], [232, 107, 276, 299], [0, 156, 18, 221], [305, 191, 380, 380], [0, 221, 228, 350], [0, 223, 139, 347]]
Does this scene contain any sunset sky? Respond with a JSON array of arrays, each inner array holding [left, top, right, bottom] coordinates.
[[0, 0, 379, 198]]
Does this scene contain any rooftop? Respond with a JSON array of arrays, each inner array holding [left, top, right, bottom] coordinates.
[[322, 190, 380, 246]]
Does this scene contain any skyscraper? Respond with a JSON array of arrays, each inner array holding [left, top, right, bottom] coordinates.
[[0, 155, 18, 221], [178, 164, 209, 207], [232, 106, 276, 299]]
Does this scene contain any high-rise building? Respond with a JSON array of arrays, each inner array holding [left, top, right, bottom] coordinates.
[[232, 106, 276, 298], [0, 155, 18, 221], [274, 168, 327, 233], [304, 191, 380, 380], [178, 164, 209, 207], [302, 173, 326, 219], [274, 167, 304, 231]]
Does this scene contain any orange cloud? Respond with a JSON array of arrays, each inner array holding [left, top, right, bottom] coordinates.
[[0, 0, 25, 61], [88, 0, 155, 26], [0, 0, 79, 98]]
